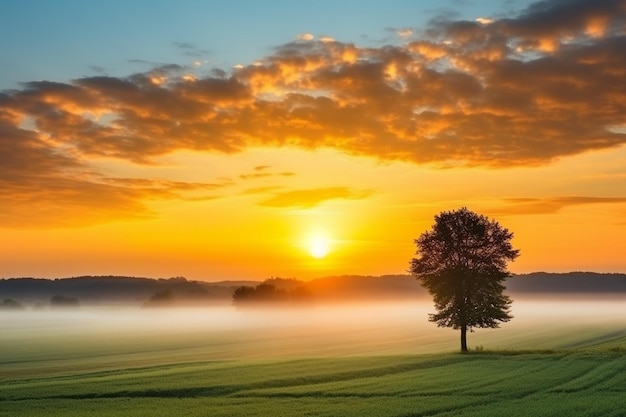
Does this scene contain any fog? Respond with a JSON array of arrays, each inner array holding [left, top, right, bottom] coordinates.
[[2, 298, 624, 376]]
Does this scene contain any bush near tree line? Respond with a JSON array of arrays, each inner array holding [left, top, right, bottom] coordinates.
[[232, 281, 312, 305]]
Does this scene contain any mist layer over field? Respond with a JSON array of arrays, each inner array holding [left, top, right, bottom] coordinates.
[[2, 298, 624, 378]]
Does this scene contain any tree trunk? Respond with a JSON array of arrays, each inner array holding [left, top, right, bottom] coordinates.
[[460, 325, 468, 352]]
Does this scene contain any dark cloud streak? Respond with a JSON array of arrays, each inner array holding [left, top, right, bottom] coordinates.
[[495, 196, 626, 215], [259, 187, 372, 208]]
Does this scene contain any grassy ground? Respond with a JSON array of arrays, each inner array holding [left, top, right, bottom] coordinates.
[[2, 302, 624, 416], [1, 348, 625, 417]]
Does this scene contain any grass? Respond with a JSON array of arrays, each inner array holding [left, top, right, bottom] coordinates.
[[1, 302, 625, 416], [1, 349, 625, 416]]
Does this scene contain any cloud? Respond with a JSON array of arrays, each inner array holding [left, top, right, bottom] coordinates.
[[241, 186, 283, 195], [239, 166, 295, 180], [173, 41, 210, 58], [495, 196, 626, 215], [2, 0, 626, 226], [3, 0, 623, 168], [259, 187, 372, 208], [0, 117, 232, 227], [0, 166, 231, 228], [89, 65, 106, 74], [296, 33, 315, 41], [475, 17, 493, 25], [396, 28, 414, 38]]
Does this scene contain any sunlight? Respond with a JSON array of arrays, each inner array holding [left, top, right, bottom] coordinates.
[[308, 233, 331, 258]]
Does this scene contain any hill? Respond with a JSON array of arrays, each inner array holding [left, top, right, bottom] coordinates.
[[506, 271, 626, 295], [0, 276, 257, 306], [306, 274, 429, 300], [1, 272, 624, 307], [298, 272, 626, 301]]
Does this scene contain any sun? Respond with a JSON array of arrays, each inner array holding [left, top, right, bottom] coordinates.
[[308, 233, 331, 259]]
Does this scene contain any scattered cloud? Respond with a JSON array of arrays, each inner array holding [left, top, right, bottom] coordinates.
[[239, 166, 295, 180], [0, 170, 230, 228], [241, 186, 283, 195], [174, 41, 196, 50], [89, 65, 107, 74], [2, 0, 626, 226], [296, 33, 315, 41], [3, 0, 623, 168], [495, 196, 626, 215], [0, 119, 231, 227], [475, 17, 494, 25], [259, 187, 372, 208], [173, 41, 211, 59], [396, 28, 414, 38], [239, 166, 296, 180]]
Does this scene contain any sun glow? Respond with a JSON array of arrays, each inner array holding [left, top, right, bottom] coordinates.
[[308, 233, 331, 258]]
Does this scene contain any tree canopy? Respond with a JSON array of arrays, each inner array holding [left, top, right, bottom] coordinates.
[[1, 298, 25, 310], [232, 280, 312, 306], [410, 207, 519, 352]]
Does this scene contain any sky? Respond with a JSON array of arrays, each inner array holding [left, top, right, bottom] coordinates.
[[1, 0, 625, 281]]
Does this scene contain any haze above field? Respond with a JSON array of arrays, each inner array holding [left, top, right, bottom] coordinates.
[[1, 0, 625, 280], [2, 298, 624, 376], [3, 302, 625, 416]]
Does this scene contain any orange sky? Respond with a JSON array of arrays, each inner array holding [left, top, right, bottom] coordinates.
[[1, 0, 625, 280]]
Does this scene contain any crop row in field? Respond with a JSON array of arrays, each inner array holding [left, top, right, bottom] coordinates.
[[2, 300, 624, 379], [2, 301, 624, 416], [2, 347, 625, 417]]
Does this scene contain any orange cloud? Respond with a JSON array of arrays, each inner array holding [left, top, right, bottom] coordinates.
[[239, 165, 295, 180], [259, 187, 372, 208], [495, 196, 626, 215], [4, 2, 625, 166], [2, 0, 625, 226]]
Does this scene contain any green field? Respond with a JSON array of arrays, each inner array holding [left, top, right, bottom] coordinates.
[[2, 350, 625, 417], [2, 301, 625, 416]]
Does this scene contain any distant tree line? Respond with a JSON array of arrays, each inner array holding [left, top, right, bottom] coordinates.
[[0, 295, 81, 310], [2, 271, 624, 311], [1, 298, 25, 310], [50, 295, 80, 308], [0, 275, 235, 306], [232, 279, 312, 306], [142, 289, 176, 308]]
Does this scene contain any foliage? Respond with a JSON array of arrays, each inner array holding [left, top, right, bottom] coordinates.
[[0, 276, 229, 306], [1, 298, 25, 310], [50, 295, 80, 308], [411, 207, 519, 351], [142, 289, 175, 308], [232, 281, 312, 306]]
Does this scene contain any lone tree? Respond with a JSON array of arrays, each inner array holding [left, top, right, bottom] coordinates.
[[410, 207, 519, 352]]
